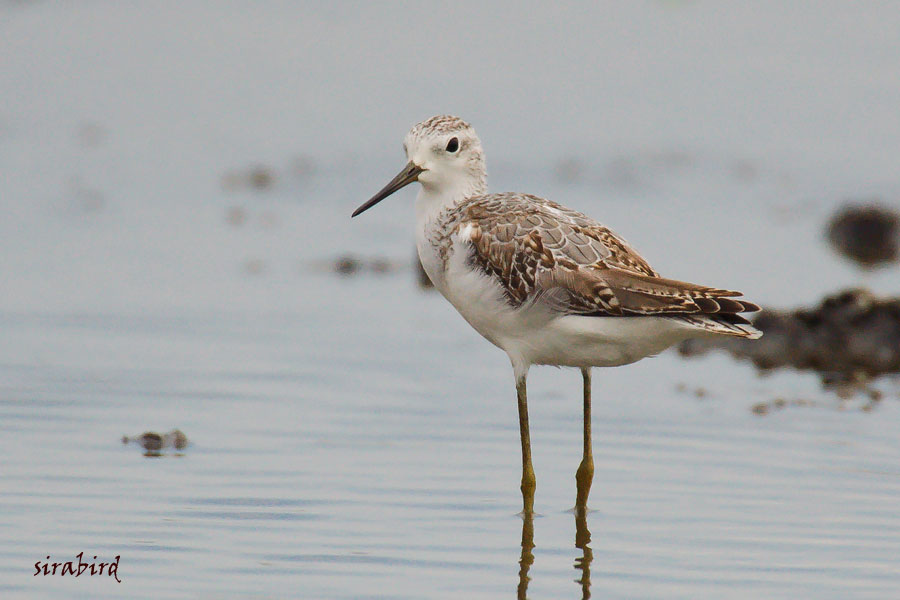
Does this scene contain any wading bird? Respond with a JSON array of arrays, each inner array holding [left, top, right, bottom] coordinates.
[[353, 115, 760, 514]]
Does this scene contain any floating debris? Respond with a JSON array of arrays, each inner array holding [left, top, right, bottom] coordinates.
[[122, 429, 188, 455], [222, 156, 316, 193], [751, 401, 770, 415], [306, 254, 429, 281], [248, 166, 274, 189], [335, 255, 360, 275], [679, 288, 900, 395], [826, 203, 900, 268], [221, 165, 276, 192], [751, 397, 819, 416], [674, 382, 708, 399], [307, 254, 405, 277]]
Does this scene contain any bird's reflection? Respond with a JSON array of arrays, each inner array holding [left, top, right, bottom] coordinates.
[[517, 512, 535, 600], [515, 510, 593, 599], [574, 510, 593, 599]]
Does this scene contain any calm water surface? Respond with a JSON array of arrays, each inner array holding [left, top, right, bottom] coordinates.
[[3, 2, 900, 598], [3, 177, 899, 598]]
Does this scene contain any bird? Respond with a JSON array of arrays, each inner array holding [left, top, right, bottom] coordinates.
[[352, 115, 761, 515]]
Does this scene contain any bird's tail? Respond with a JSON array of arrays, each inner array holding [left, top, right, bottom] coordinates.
[[670, 314, 763, 339]]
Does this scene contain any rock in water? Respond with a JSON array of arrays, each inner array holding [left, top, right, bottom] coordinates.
[[826, 203, 900, 268], [679, 288, 900, 393]]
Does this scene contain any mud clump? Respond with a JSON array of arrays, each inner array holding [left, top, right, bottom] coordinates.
[[826, 203, 900, 269], [222, 165, 276, 191], [679, 288, 900, 394], [123, 429, 189, 455], [335, 255, 360, 275], [751, 397, 815, 416], [328, 254, 401, 276], [221, 156, 316, 193]]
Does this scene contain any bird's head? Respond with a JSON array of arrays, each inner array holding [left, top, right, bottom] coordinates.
[[352, 115, 486, 217]]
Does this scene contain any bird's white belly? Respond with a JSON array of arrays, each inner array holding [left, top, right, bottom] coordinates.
[[524, 314, 695, 368], [419, 236, 697, 370]]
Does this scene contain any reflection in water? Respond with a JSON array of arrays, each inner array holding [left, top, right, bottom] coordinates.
[[517, 513, 535, 600], [574, 510, 593, 599], [516, 511, 593, 599]]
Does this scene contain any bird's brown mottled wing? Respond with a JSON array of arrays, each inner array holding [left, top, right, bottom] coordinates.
[[456, 193, 759, 320]]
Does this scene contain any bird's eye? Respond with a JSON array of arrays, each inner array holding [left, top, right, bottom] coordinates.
[[445, 137, 459, 153]]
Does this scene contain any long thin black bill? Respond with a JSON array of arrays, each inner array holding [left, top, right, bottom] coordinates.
[[352, 161, 424, 218]]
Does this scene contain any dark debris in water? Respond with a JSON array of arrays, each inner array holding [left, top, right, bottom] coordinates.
[[221, 155, 317, 193], [222, 165, 276, 191], [122, 429, 188, 456], [308, 253, 438, 289], [336, 254, 393, 276], [674, 382, 709, 399], [679, 288, 900, 396], [750, 397, 819, 416], [307, 254, 404, 277], [827, 202, 900, 269], [750, 390, 884, 415]]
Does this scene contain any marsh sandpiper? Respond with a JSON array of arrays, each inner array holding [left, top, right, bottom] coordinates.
[[353, 115, 760, 514]]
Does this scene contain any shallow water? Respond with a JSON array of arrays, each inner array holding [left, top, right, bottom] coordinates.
[[3, 277, 900, 599], [3, 2, 900, 599]]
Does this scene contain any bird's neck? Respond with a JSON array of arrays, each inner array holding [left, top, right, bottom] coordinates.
[[415, 175, 486, 226]]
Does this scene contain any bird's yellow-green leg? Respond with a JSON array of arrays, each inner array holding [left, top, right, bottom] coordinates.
[[516, 374, 536, 515], [575, 367, 594, 513]]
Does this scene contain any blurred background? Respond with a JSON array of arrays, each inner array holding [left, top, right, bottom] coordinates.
[[2, 2, 899, 599]]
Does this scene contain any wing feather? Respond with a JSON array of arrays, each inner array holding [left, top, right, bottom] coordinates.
[[452, 192, 759, 322]]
